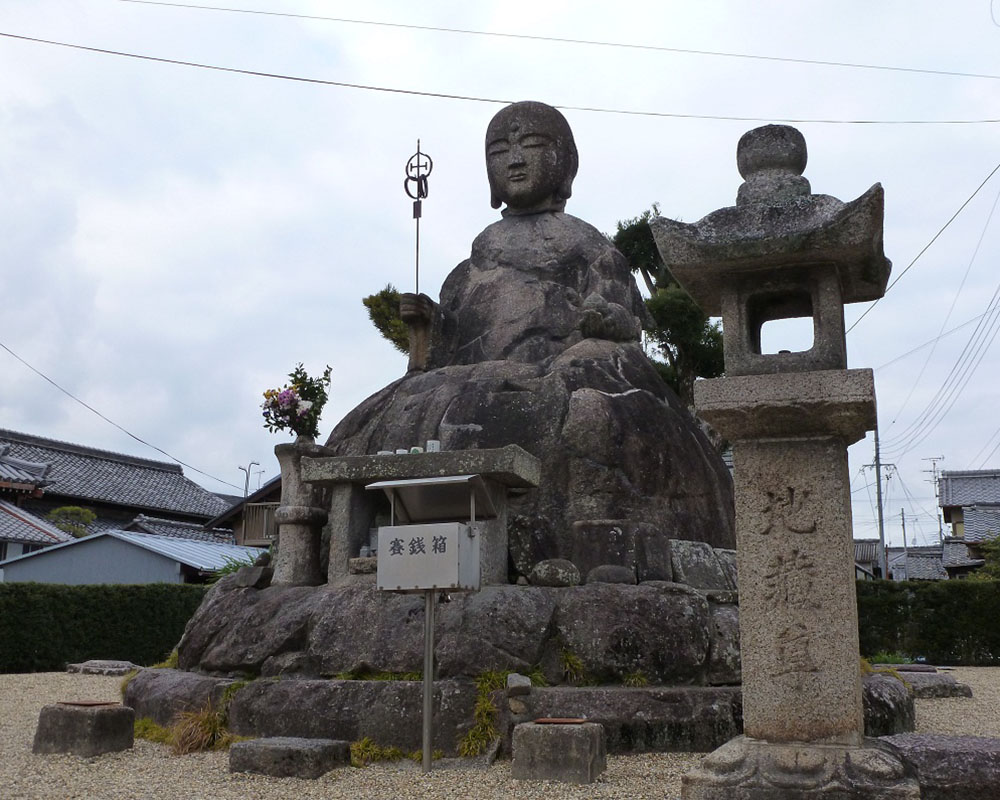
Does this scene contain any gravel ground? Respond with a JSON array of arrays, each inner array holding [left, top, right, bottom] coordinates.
[[2, 668, 999, 800]]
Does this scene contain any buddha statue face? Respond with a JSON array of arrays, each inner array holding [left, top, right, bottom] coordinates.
[[486, 101, 578, 215]]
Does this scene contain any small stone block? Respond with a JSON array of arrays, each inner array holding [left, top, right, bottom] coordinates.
[[507, 672, 532, 696], [512, 721, 606, 784], [348, 556, 378, 575], [234, 566, 273, 589], [229, 736, 350, 779], [882, 734, 1000, 800], [66, 660, 141, 676], [33, 702, 134, 757]]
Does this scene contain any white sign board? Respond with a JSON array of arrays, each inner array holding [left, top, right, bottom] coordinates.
[[377, 522, 480, 592]]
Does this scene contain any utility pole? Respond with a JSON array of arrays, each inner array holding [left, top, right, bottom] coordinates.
[[922, 455, 945, 543], [868, 428, 892, 579], [901, 507, 907, 554]]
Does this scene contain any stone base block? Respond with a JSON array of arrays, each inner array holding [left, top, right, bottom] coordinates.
[[66, 660, 140, 676], [33, 702, 134, 757], [229, 736, 350, 778], [881, 734, 1000, 800], [681, 736, 920, 799], [512, 721, 606, 784], [901, 671, 972, 698]]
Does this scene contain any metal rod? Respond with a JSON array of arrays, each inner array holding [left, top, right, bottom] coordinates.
[[422, 588, 434, 772]]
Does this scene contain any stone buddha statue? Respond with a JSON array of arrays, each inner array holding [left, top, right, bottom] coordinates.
[[400, 101, 647, 372], [327, 101, 734, 579]]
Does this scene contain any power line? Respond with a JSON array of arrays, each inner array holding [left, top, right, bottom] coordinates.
[[875, 312, 986, 371], [0, 339, 242, 490], [885, 183, 1000, 427], [119, 0, 1000, 83], [4, 31, 1000, 125], [846, 159, 1000, 334]]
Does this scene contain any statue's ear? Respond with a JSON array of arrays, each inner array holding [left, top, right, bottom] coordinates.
[[491, 193, 502, 209]]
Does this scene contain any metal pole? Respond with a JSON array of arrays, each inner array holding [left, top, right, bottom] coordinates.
[[422, 588, 434, 773], [901, 508, 907, 553], [874, 428, 888, 579]]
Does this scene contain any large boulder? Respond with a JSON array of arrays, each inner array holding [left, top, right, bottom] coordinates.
[[863, 673, 915, 736], [325, 339, 734, 577], [171, 580, 726, 686]]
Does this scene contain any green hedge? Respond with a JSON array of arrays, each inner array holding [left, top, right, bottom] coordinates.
[[0, 583, 208, 673], [857, 579, 1000, 666]]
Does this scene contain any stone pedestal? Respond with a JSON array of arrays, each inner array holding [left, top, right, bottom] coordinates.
[[272, 438, 328, 586], [33, 701, 134, 757], [698, 370, 873, 746], [682, 736, 919, 799], [512, 721, 607, 783]]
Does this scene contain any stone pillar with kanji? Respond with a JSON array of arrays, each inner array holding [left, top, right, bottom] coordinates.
[[651, 125, 919, 799]]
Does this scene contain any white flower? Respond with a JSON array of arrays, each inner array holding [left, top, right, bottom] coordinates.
[[296, 400, 314, 413]]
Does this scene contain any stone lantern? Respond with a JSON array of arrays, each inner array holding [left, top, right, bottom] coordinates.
[[651, 125, 919, 798]]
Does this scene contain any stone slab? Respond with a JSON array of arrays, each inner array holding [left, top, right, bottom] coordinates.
[[512, 722, 606, 783], [670, 540, 732, 590], [233, 566, 273, 589], [881, 733, 1000, 800], [900, 671, 973, 698], [229, 736, 350, 778], [66, 660, 141, 676], [302, 444, 541, 489], [695, 368, 876, 444], [227, 678, 477, 755], [33, 702, 134, 757], [500, 686, 742, 754]]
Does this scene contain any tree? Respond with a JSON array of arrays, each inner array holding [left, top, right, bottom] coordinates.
[[46, 506, 96, 538], [611, 205, 724, 407], [362, 284, 409, 354], [967, 535, 1000, 581]]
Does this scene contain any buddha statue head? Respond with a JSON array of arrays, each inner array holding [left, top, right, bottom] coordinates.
[[485, 101, 579, 215]]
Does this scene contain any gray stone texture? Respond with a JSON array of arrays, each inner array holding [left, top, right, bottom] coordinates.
[[66, 660, 140, 676], [706, 601, 741, 685], [669, 540, 733, 590], [502, 686, 742, 754], [511, 722, 607, 784], [529, 559, 580, 587], [507, 673, 532, 696], [232, 565, 273, 589], [551, 583, 711, 685], [173, 580, 729, 686], [272, 439, 328, 587], [863, 674, 915, 737], [229, 736, 350, 779], [585, 564, 637, 584], [322, 342, 734, 578], [682, 736, 920, 799], [32, 702, 134, 757], [123, 668, 230, 727], [227, 679, 476, 755], [881, 734, 1000, 800], [714, 548, 738, 589], [569, 520, 673, 582], [728, 435, 865, 744], [900, 671, 973, 698]]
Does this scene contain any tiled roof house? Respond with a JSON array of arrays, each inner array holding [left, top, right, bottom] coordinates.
[[938, 469, 1000, 571], [0, 429, 233, 539]]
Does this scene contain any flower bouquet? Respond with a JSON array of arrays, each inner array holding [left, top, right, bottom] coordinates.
[[261, 363, 332, 439]]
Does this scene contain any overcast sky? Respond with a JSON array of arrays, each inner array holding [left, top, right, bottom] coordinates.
[[2, 1, 1000, 548]]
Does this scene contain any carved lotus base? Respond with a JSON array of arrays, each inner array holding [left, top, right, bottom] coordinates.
[[682, 736, 920, 799]]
